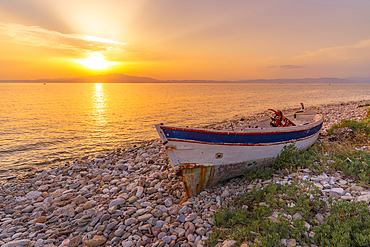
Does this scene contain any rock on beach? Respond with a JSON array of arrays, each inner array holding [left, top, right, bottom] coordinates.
[[0, 100, 370, 247]]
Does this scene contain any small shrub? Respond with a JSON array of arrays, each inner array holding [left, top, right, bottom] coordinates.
[[244, 143, 326, 183], [206, 181, 326, 246], [327, 109, 370, 139], [214, 208, 237, 228], [273, 144, 299, 171], [272, 144, 324, 175], [330, 149, 370, 185], [358, 103, 370, 107], [314, 198, 370, 247], [244, 166, 275, 181]]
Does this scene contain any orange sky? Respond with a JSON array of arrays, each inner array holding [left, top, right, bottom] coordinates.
[[0, 0, 370, 80]]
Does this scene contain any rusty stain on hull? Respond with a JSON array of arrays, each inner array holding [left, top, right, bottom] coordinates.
[[165, 145, 218, 197], [206, 166, 215, 188], [178, 164, 213, 197]]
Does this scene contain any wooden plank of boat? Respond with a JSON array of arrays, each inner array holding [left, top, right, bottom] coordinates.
[[156, 110, 323, 197]]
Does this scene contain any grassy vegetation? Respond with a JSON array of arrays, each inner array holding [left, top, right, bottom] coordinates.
[[206, 180, 325, 246], [205, 108, 370, 247], [358, 103, 370, 108], [314, 198, 370, 246]]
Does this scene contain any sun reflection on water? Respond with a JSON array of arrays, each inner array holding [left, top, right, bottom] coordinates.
[[93, 83, 106, 126]]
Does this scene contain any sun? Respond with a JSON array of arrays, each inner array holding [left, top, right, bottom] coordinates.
[[74, 52, 118, 70]]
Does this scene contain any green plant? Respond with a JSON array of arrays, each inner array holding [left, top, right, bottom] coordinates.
[[327, 109, 370, 139], [206, 181, 326, 246], [314, 198, 370, 246], [272, 144, 324, 175], [330, 149, 370, 185], [291, 218, 310, 244], [244, 166, 275, 181], [244, 143, 327, 183], [273, 144, 300, 170], [358, 103, 370, 108]]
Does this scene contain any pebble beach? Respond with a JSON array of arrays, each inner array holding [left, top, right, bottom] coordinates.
[[1, 100, 370, 247]]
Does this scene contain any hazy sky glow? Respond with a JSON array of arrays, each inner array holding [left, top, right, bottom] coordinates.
[[0, 0, 370, 80]]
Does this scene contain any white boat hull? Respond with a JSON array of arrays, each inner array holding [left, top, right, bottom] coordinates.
[[156, 113, 323, 196]]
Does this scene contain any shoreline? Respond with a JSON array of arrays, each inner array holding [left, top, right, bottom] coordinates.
[[1, 98, 370, 182], [1, 99, 370, 247]]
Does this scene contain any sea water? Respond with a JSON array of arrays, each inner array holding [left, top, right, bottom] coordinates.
[[1, 82, 370, 179]]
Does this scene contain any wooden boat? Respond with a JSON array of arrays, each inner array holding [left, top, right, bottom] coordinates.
[[156, 109, 323, 197]]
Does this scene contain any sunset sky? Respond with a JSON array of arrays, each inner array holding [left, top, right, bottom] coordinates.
[[0, 0, 370, 80]]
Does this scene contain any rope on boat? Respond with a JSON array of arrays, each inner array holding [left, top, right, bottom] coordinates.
[[268, 109, 296, 127]]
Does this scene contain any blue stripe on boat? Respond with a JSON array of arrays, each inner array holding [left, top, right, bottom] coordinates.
[[161, 123, 322, 145]]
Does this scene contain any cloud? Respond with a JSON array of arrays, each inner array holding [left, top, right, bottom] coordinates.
[[293, 39, 370, 63], [265, 39, 370, 77], [0, 22, 125, 54], [269, 65, 306, 69]]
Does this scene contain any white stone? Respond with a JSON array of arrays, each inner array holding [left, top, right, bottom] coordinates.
[[179, 206, 189, 214], [341, 196, 354, 200], [109, 198, 126, 208], [21, 205, 34, 213], [330, 188, 344, 196], [61, 205, 75, 217], [222, 240, 236, 247], [156, 205, 167, 212], [14, 197, 27, 204], [62, 189, 75, 194], [122, 240, 134, 247], [136, 209, 148, 215], [156, 221, 165, 228], [185, 213, 197, 222], [286, 238, 297, 247], [11, 233, 22, 239], [194, 236, 201, 245], [162, 236, 171, 243], [38, 185, 49, 191], [34, 239, 44, 247], [125, 218, 136, 226], [174, 228, 186, 237], [135, 186, 144, 198], [110, 187, 119, 193], [355, 194, 370, 203], [140, 202, 152, 207], [82, 184, 94, 190], [221, 190, 230, 198], [6, 239, 31, 247], [164, 198, 172, 207], [25, 191, 41, 200], [35, 181, 43, 186]]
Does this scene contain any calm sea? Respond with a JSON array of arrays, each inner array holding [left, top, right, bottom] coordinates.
[[1, 82, 370, 179]]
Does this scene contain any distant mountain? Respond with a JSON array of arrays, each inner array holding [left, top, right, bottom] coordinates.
[[0, 73, 159, 83], [237, 77, 370, 84], [1, 74, 369, 84], [345, 77, 370, 83], [40, 73, 160, 83], [166, 77, 370, 84]]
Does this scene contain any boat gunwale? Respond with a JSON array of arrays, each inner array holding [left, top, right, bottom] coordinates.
[[158, 114, 323, 136], [165, 131, 320, 147]]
